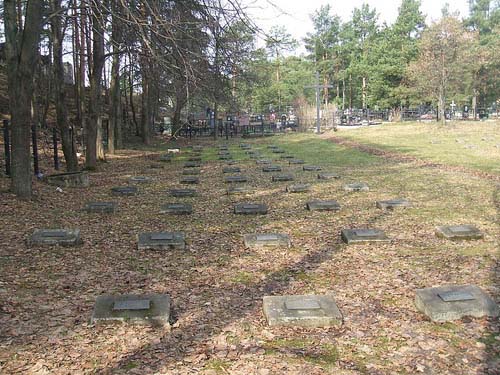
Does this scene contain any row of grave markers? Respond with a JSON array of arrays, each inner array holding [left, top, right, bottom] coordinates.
[[28, 141, 499, 327]]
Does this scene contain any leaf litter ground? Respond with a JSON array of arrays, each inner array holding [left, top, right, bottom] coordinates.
[[0, 128, 498, 374]]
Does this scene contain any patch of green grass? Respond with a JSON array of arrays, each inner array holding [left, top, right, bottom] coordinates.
[[263, 338, 339, 367], [204, 359, 231, 373], [230, 271, 255, 285], [123, 361, 138, 370]]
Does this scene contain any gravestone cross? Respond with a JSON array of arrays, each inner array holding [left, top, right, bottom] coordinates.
[[305, 71, 333, 133]]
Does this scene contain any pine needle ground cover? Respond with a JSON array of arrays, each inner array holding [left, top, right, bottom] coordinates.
[[0, 124, 498, 374]]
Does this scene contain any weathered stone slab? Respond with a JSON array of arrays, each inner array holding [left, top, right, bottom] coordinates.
[[286, 184, 311, 193], [159, 154, 173, 162], [169, 189, 197, 197], [341, 229, 389, 244], [306, 200, 341, 211], [193, 146, 203, 152], [227, 186, 252, 195], [263, 295, 342, 327], [218, 151, 231, 156], [188, 157, 202, 162], [243, 233, 291, 248], [224, 175, 248, 183], [129, 176, 151, 184], [160, 203, 192, 215], [28, 229, 82, 247], [272, 149, 285, 154], [376, 199, 411, 210], [272, 174, 294, 182], [240, 143, 251, 149], [184, 162, 201, 168], [138, 232, 186, 250], [46, 171, 90, 188], [303, 165, 322, 171], [91, 293, 171, 326], [245, 150, 257, 155], [219, 155, 233, 160], [182, 169, 200, 175], [415, 285, 499, 322], [218, 145, 229, 150], [435, 225, 483, 240], [263, 165, 282, 172], [234, 203, 268, 215], [180, 176, 199, 184], [280, 155, 295, 159], [256, 159, 272, 165], [318, 172, 340, 180], [249, 154, 261, 159], [85, 202, 117, 213], [224, 160, 237, 165], [223, 167, 241, 173], [344, 182, 369, 192], [289, 159, 305, 165], [268, 145, 279, 149], [111, 186, 138, 196]]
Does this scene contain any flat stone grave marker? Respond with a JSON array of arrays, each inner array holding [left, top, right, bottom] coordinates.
[[219, 155, 233, 160], [289, 159, 305, 165], [286, 184, 311, 193], [169, 188, 197, 197], [303, 165, 322, 171], [435, 225, 483, 240], [272, 149, 285, 154], [223, 166, 241, 173], [159, 154, 172, 162], [138, 232, 186, 250], [263, 294, 342, 327], [240, 143, 251, 149], [268, 145, 279, 149], [29, 229, 82, 247], [227, 186, 252, 195], [256, 159, 272, 165], [344, 182, 369, 192], [91, 293, 171, 326], [263, 165, 282, 172], [249, 154, 261, 159], [224, 175, 248, 183], [218, 145, 229, 150], [180, 176, 199, 184], [224, 160, 237, 165], [188, 157, 202, 162], [46, 171, 89, 188], [318, 172, 340, 180], [272, 174, 294, 182], [234, 203, 268, 215], [193, 146, 203, 151], [376, 199, 411, 210], [306, 200, 341, 211], [85, 202, 117, 213], [280, 155, 295, 159], [111, 186, 138, 196], [415, 285, 499, 322], [218, 151, 231, 156], [184, 161, 201, 168], [341, 228, 389, 244], [149, 163, 164, 169], [129, 176, 151, 184], [182, 169, 200, 175], [244, 233, 291, 248], [245, 150, 257, 155], [160, 203, 192, 215]]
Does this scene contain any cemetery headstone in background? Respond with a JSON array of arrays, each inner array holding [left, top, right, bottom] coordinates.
[[243, 233, 291, 248], [111, 186, 138, 196], [376, 199, 411, 210], [28, 229, 82, 247], [160, 203, 192, 215], [435, 225, 483, 240], [341, 229, 389, 244], [85, 202, 117, 213], [234, 203, 268, 215], [306, 200, 341, 211], [138, 232, 186, 250], [344, 182, 369, 192]]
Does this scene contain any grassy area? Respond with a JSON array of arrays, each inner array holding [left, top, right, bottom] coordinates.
[[332, 120, 500, 173]]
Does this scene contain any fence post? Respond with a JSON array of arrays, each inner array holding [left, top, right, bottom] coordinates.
[[3, 120, 11, 176], [31, 122, 39, 176], [53, 128, 59, 170]]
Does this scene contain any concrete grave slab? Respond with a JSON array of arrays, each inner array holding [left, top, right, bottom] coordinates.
[[303, 165, 322, 171], [227, 186, 252, 195], [244, 233, 291, 248], [184, 162, 201, 168], [286, 184, 311, 193], [219, 155, 233, 160], [341, 229, 389, 244], [263, 294, 342, 327], [245, 150, 257, 155], [182, 169, 200, 175], [256, 159, 272, 165], [46, 171, 89, 188], [129, 176, 151, 183], [91, 293, 171, 326], [435, 225, 483, 240], [159, 154, 173, 162], [289, 159, 305, 165], [234, 203, 268, 215], [138, 232, 186, 250], [318, 173, 340, 180], [160, 203, 192, 215], [240, 143, 251, 149], [169, 189, 197, 197], [29, 229, 82, 247], [188, 157, 202, 162], [224, 175, 248, 183], [267, 145, 279, 149], [344, 182, 369, 192], [272, 149, 285, 154], [280, 155, 295, 159], [85, 202, 117, 213], [180, 176, 199, 184], [415, 285, 499, 322], [111, 186, 138, 196], [224, 160, 238, 165], [193, 146, 203, 152], [376, 199, 411, 210], [272, 174, 294, 182], [223, 167, 241, 173], [218, 151, 231, 156], [306, 200, 341, 211], [263, 165, 282, 172]]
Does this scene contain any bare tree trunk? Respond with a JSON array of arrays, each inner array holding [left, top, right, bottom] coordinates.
[[438, 83, 446, 125], [362, 76, 367, 110], [4, 0, 43, 199], [108, 0, 122, 153], [51, 0, 78, 171]]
